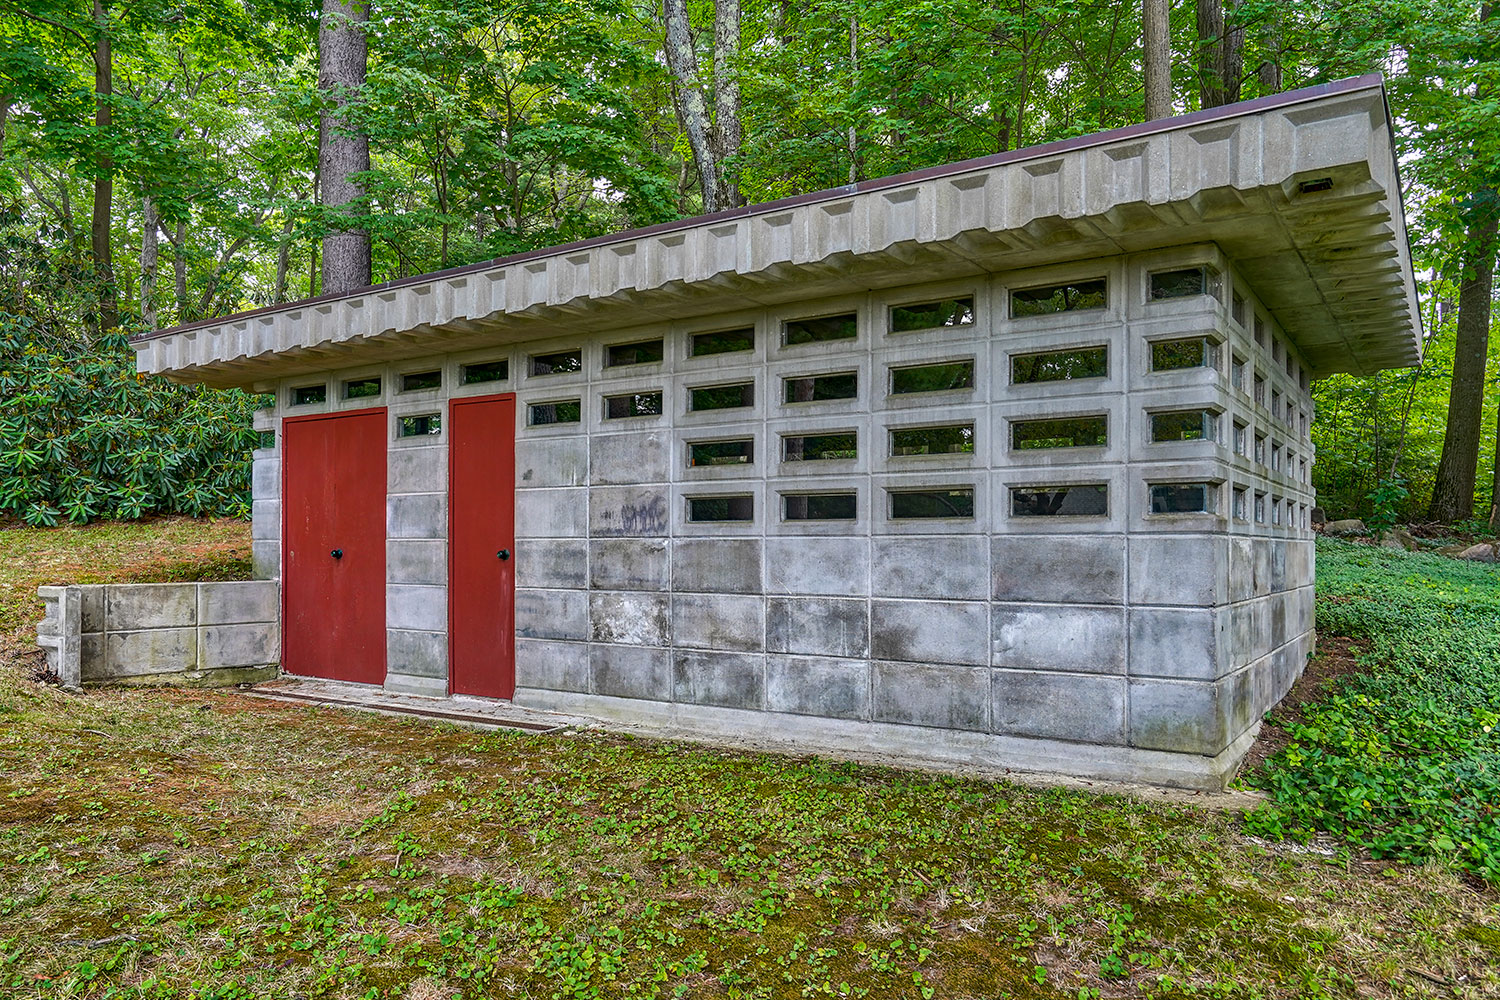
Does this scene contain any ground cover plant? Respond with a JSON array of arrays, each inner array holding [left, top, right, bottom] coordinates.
[[1245, 539, 1500, 883], [0, 521, 1496, 999]]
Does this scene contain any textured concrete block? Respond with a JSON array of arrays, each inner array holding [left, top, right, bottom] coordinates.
[[872, 537, 988, 599], [592, 644, 671, 700], [515, 488, 586, 538], [252, 541, 281, 581], [872, 662, 988, 730], [991, 535, 1125, 604], [105, 628, 197, 677], [198, 582, 278, 626], [1269, 540, 1288, 592], [589, 486, 669, 537], [870, 599, 988, 665], [1252, 541, 1272, 597], [79, 586, 105, 634], [672, 538, 762, 593], [388, 493, 447, 539], [591, 431, 669, 485], [251, 456, 280, 501], [766, 655, 869, 720], [201, 623, 280, 670], [515, 539, 588, 589], [590, 538, 669, 591], [1269, 591, 1289, 648], [670, 593, 764, 652], [673, 651, 765, 710], [251, 501, 280, 540], [79, 632, 102, 682], [515, 638, 589, 692], [387, 629, 448, 680], [765, 537, 869, 596], [991, 605, 1125, 673], [1128, 536, 1225, 607], [515, 588, 589, 641], [1128, 608, 1225, 680], [107, 584, 196, 630], [590, 591, 670, 645], [386, 584, 447, 632], [992, 670, 1127, 744], [388, 446, 447, 495], [766, 597, 868, 657], [387, 539, 447, 586], [1227, 538, 1254, 603], [516, 435, 589, 488], [385, 672, 447, 698], [1128, 672, 1253, 755]]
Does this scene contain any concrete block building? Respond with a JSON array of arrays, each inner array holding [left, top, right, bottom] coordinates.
[[132, 76, 1421, 788]]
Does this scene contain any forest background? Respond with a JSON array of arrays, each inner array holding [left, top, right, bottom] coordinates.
[[0, 0, 1496, 528]]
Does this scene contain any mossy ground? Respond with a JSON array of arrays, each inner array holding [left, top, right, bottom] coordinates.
[[0, 520, 1496, 999]]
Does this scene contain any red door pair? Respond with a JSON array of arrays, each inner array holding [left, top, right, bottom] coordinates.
[[280, 395, 516, 697]]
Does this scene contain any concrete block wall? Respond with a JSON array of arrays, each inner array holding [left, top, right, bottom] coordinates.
[[37, 582, 280, 687], [252, 241, 1318, 788]]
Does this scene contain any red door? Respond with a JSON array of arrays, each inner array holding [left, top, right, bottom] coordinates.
[[449, 394, 517, 698], [282, 408, 387, 684]]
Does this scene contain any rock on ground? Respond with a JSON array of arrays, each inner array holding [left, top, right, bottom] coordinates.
[[1323, 519, 1366, 536], [1456, 541, 1499, 563]]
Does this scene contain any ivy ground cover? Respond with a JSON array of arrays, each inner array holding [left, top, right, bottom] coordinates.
[[1245, 538, 1500, 883], [0, 521, 1497, 999]]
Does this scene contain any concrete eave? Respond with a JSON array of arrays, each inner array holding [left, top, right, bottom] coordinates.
[[134, 75, 1422, 389]]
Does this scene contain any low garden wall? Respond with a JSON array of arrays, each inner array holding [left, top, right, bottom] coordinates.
[[37, 582, 280, 689]]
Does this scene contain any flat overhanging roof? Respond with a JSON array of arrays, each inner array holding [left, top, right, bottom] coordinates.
[[134, 74, 1422, 389]]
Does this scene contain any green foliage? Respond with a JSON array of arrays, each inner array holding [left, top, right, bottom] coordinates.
[[1245, 539, 1500, 883], [1312, 314, 1500, 520], [1365, 477, 1410, 539], [0, 210, 263, 524]]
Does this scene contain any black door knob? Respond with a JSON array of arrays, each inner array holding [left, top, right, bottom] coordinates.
[[330, 548, 343, 559], [496, 549, 510, 561]]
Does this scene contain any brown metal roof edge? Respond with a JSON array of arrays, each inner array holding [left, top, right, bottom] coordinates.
[[134, 73, 1389, 344]]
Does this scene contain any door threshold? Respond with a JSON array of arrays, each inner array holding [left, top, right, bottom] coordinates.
[[242, 680, 569, 734]]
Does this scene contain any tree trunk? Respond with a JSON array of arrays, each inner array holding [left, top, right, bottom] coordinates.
[[662, 0, 720, 212], [1490, 394, 1500, 530], [1222, 0, 1243, 104], [273, 217, 295, 304], [172, 219, 188, 319], [91, 0, 117, 334], [1427, 191, 1498, 522], [1196, 0, 1227, 108], [318, 0, 371, 296], [847, 14, 858, 182], [1255, 1, 1281, 94], [140, 195, 158, 328], [712, 0, 742, 207], [1143, 0, 1171, 119]]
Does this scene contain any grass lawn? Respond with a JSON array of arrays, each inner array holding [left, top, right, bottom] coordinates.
[[0, 520, 1497, 999]]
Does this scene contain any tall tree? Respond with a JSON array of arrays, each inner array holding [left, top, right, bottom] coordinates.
[[90, 0, 116, 332], [1491, 386, 1500, 529], [1423, 0, 1499, 522], [662, 0, 743, 213], [318, 0, 370, 296], [1143, 0, 1171, 119], [1195, 0, 1242, 107], [1427, 192, 1498, 521]]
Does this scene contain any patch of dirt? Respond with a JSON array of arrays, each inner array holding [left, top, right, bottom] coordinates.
[[1241, 637, 1370, 777]]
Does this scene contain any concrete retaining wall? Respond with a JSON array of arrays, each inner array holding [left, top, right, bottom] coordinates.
[[36, 582, 280, 688]]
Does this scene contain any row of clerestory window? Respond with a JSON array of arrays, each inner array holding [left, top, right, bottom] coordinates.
[[684, 480, 1255, 522]]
